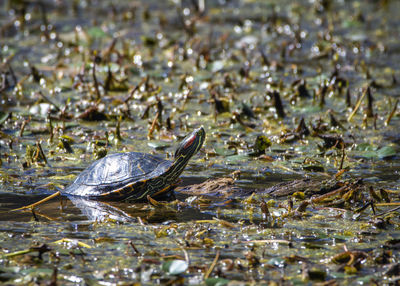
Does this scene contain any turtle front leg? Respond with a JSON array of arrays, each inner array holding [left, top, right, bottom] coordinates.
[[151, 181, 180, 199]]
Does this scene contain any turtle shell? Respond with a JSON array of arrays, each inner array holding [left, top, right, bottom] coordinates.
[[64, 152, 173, 200]]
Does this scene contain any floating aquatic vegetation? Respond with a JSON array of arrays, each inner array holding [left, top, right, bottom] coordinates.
[[0, 0, 399, 284]]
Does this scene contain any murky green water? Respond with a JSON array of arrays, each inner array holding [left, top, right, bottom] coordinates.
[[1, 0, 400, 284]]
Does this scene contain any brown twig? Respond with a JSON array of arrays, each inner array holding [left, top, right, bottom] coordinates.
[[374, 205, 400, 217], [339, 144, 346, 170], [384, 99, 398, 126], [242, 239, 292, 245], [148, 112, 160, 139], [365, 86, 374, 118], [9, 191, 61, 212], [19, 117, 30, 137], [204, 250, 220, 279], [347, 87, 368, 122], [311, 184, 349, 204], [92, 59, 101, 100], [129, 241, 141, 255], [124, 77, 147, 104], [36, 141, 49, 165]]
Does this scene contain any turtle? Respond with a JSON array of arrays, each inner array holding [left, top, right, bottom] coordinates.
[[63, 127, 205, 201]]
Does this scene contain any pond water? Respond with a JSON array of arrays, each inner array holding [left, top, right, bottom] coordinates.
[[1, 0, 399, 284]]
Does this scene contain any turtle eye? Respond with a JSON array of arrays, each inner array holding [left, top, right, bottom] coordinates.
[[184, 134, 196, 149]]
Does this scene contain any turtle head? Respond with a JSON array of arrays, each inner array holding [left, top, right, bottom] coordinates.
[[174, 127, 205, 161]]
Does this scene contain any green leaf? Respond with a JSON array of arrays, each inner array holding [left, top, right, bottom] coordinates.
[[377, 144, 398, 159], [353, 144, 399, 159], [148, 141, 171, 150], [87, 27, 107, 38], [205, 277, 230, 286], [355, 142, 375, 151], [162, 260, 188, 275], [226, 154, 249, 163], [214, 146, 236, 156], [0, 112, 9, 125], [20, 268, 53, 276]]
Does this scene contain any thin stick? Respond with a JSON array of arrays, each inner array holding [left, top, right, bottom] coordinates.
[[19, 118, 30, 137], [4, 248, 34, 258], [195, 218, 235, 228], [375, 202, 400, 206], [242, 239, 291, 245], [204, 250, 220, 280], [274, 164, 303, 175], [374, 205, 400, 217], [384, 99, 398, 126], [124, 77, 147, 103], [339, 144, 345, 170], [10, 191, 60, 212], [129, 241, 141, 255], [335, 169, 346, 179], [137, 217, 145, 225], [311, 184, 348, 204], [92, 61, 101, 100], [147, 112, 159, 138], [52, 238, 92, 248], [36, 141, 49, 166], [213, 217, 235, 228], [347, 87, 368, 122]]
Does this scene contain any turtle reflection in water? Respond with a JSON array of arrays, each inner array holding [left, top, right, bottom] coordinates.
[[64, 127, 206, 201]]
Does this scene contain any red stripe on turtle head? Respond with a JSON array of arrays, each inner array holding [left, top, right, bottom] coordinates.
[[184, 134, 196, 149]]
